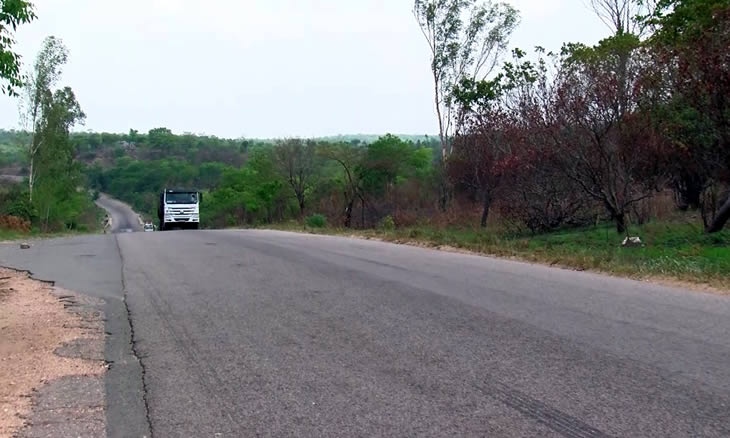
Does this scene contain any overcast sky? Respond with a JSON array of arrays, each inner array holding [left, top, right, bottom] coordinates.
[[0, 0, 609, 139]]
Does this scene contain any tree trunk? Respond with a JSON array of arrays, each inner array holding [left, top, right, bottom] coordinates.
[[433, 71, 448, 161], [297, 196, 305, 217], [706, 196, 730, 233], [480, 193, 491, 228], [615, 212, 626, 234], [673, 171, 704, 211], [28, 159, 34, 202], [344, 198, 354, 228]]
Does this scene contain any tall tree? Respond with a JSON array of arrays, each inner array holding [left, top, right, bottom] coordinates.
[[589, 0, 659, 36], [0, 0, 35, 96], [32, 86, 85, 230], [414, 0, 519, 160], [20, 35, 68, 202], [273, 139, 318, 216], [553, 37, 667, 233], [318, 143, 365, 228], [646, 0, 730, 232]]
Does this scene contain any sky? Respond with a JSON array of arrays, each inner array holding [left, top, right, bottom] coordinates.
[[0, 0, 610, 139]]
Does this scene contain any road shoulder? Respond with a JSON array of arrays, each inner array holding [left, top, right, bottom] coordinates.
[[0, 268, 106, 438], [258, 227, 730, 296]]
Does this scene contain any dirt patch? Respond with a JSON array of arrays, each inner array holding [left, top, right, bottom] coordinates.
[[0, 268, 105, 438]]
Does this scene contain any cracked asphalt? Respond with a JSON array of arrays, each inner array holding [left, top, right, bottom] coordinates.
[[1, 197, 729, 436]]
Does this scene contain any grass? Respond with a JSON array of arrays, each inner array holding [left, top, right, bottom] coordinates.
[[0, 205, 108, 242], [0, 229, 98, 242], [264, 220, 730, 291]]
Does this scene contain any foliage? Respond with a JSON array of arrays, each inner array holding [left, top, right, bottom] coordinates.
[[646, 0, 730, 232], [1, 0, 728, 242], [0, 0, 35, 96], [306, 214, 327, 228], [414, 0, 519, 158], [379, 215, 395, 230]]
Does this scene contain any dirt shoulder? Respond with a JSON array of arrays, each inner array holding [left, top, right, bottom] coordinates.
[[0, 268, 106, 437]]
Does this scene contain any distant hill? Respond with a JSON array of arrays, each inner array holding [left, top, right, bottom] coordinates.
[[312, 134, 437, 144]]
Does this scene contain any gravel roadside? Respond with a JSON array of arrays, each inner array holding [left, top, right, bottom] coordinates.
[[0, 268, 106, 437]]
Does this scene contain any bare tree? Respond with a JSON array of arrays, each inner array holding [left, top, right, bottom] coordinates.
[[273, 139, 318, 216], [448, 110, 514, 228], [414, 0, 519, 160], [587, 0, 659, 36], [552, 41, 667, 233]]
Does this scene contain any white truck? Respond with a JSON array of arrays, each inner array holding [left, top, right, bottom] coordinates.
[[158, 188, 201, 230]]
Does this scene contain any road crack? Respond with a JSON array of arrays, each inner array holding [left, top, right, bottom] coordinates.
[[116, 235, 154, 438]]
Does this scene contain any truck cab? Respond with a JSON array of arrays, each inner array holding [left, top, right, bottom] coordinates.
[[158, 188, 201, 230]]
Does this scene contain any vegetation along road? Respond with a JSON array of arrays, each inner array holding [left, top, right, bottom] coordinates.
[[1, 0, 729, 436]]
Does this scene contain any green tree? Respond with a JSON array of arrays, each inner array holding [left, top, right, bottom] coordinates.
[[148, 127, 175, 150], [33, 86, 86, 230], [0, 0, 35, 96], [21, 35, 68, 202], [414, 0, 519, 159]]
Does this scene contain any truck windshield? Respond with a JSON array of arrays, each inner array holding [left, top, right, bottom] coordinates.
[[166, 193, 197, 204]]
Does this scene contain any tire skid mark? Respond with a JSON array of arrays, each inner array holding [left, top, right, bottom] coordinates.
[[478, 378, 613, 438]]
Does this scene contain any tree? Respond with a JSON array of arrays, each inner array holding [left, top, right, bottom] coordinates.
[[589, 0, 659, 36], [148, 127, 175, 150], [414, 0, 519, 160], [21, 36, 68, 202], [318, 143, 365, 228], [0, 0, 35, 96], [647, 0, 730, 232], [32, 86, 85, 230], [552, 36, 667, 233], [273, 139, 319, 216], [448, 113, 513, 227]]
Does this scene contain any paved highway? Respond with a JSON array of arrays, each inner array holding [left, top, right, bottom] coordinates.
[[96, 193, 143, 233], [0, 207, 729, 436]]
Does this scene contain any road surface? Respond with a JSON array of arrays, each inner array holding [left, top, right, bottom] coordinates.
[[0, 207, 728, 436], [96, 193, 143, 233], [0, 174, 23, 183]]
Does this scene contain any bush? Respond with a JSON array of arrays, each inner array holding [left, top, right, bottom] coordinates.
[[1, 194, 34, 222], [0, 215, 31, 232], [306, 214, 327, 228], [379, 215, 396, 230]]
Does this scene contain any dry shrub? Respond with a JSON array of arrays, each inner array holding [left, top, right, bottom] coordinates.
[[428, 197, 483, 227], [631, 191, 676, 224], [392, 209, 422, 228], [0, 215, 31, 232]]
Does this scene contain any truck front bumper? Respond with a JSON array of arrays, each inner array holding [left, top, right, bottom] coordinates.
[[164, 216, 199, 223]]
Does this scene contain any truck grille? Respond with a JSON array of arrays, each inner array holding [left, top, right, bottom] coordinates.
[[170, 207, 195, 215]]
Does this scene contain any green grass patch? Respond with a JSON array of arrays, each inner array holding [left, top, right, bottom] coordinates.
[[263, 220, 730, 290]]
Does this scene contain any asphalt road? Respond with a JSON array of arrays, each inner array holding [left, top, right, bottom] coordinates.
[[96, 193, 143, 233], [1, 225, 729, 436]]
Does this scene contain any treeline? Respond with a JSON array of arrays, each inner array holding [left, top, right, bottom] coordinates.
[[3, 0, 728, 238], [411, 0, 730, 234], [87, 134, 440, 228]]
